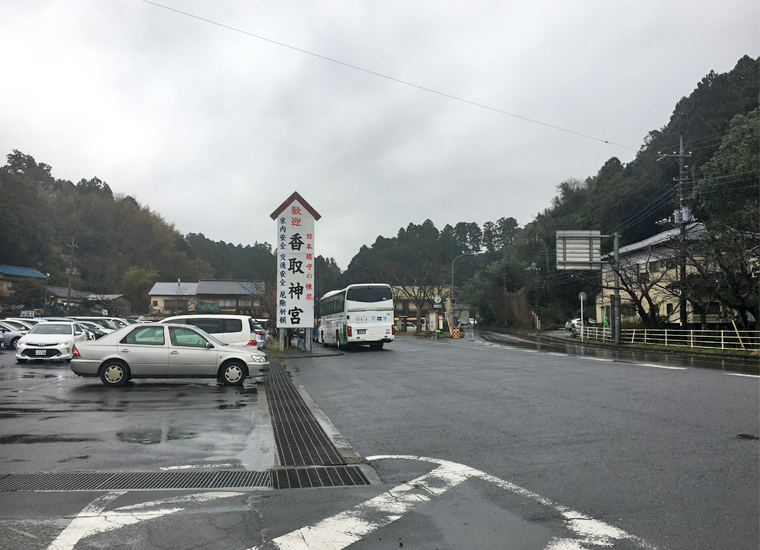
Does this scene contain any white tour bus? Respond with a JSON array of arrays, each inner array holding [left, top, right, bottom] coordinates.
[[317, 284, 395, 350]]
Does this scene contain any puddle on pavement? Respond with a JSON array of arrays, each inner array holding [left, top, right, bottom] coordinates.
[[407, 481, 556, 550], [0, 435, 96, 444], [117, 426, 197, 445], [217, 402, 248, 409], [0, 371, 70, 381], [58, 454, 91, 463]]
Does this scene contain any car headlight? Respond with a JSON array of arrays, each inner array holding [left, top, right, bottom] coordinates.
[[250, 355, 267, 363]]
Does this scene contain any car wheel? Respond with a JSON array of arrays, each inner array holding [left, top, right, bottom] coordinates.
[[220, 361, 246, 386], [10, 337, 20, 350], [100, 360, 129, 387], [16, 358, 27, 364]]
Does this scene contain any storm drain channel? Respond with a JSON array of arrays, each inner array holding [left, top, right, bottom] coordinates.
[[0, 471, 271, 492], [0, 360, 370, 491], [265, 359, 371, 488], [265, 359, 347, 468]]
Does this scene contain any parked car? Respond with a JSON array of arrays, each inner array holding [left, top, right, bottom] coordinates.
[[72, 316, 130, 329], [5, 317, 42, 327], [252, 323, 268, 349], [16, 322, 87, 363], [30, 317, 97, 341], [75, 320, 108, 340], [0, 321, 25, 350], [161, 314, 268, 350], [70, 323, 269, 387], [568, 318, 597, 335], [72, 317, 120, 331], [1, 319, 34, 332]]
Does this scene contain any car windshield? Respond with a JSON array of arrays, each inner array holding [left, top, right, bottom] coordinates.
[[29, 324, 73, 335]]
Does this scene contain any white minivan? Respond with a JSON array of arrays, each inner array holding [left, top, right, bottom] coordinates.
[[161, 314, 268, 349]]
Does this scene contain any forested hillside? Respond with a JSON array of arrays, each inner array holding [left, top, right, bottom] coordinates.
[[0, 155, 214, 311], [338, 55, 759, 328], [2, 56, 756, 321]]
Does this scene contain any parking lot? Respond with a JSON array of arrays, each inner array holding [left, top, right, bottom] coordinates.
[[0, 349, 276, 474]]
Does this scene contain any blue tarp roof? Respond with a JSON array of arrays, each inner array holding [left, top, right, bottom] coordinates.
[[0, 265, 48, 279]]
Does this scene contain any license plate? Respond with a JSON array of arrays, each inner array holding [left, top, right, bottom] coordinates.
[[35, 350, 46, 356], [357, 329, 366, 335]]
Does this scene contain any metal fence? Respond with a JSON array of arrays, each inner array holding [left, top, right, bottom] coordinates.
[[580, 326, 760, 352]]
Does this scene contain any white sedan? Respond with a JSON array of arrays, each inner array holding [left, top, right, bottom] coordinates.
[[70, 323, 269, 387], [16, 322, 87, 363]]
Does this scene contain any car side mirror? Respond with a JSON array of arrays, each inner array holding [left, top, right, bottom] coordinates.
[[205, 342, 214, 349], [75, 331, 82, 336]]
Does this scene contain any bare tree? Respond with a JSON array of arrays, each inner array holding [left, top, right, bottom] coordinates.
[[603, 247, 677, 328]]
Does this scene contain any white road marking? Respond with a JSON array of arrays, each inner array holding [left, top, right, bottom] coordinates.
[[251, 455, 656, 550], [725, 373, 760, 378], [159, 463, 236, 470], [46, 491, 242, 550], [7, 526, 38, 539], [638, 363, 687, 370], [549, 353, 568, 357], [588, 357, 614, 362]]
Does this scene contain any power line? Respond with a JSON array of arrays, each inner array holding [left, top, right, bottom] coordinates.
[[140, 0, 636, 150]]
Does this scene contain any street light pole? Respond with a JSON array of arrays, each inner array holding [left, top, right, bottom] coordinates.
[[451, 252, 485, 321]]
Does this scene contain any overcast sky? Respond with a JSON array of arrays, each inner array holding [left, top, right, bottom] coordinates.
[[2, 1, 758, 270]]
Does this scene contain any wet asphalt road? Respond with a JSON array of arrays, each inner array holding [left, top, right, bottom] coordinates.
[[284, 334, 760, 550], [0, 335, 758, 550], [0, 354, 275, 473]]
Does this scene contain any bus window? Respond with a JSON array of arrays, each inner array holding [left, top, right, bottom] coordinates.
[[346, 286, 392, 302]]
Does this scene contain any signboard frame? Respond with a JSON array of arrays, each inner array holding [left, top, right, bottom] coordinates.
[[556, 230, 603, 271], [270, 192, 322, 345]]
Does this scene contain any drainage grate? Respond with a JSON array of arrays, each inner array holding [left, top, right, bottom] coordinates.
[[266, 360, 346, 467], [0, 471, 271, 492], [272, 466, 370, 489]]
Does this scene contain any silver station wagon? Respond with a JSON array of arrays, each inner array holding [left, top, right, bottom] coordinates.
[[70, 323, 269, 387]]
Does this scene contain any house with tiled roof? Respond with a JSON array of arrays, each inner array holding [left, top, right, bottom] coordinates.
[[148, 280, 266, 316], [44, 287, 132, 316]]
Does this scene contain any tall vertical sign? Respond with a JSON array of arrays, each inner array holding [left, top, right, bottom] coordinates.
[[270, 192, 321, 332]]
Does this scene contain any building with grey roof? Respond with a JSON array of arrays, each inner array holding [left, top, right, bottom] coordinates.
[[148, 280, 265, 317]]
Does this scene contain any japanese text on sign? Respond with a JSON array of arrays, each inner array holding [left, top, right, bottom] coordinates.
[[276, 202, 315, 328]]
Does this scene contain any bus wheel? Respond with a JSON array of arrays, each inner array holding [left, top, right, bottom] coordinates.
[[369, 342, 383, 351], [335, 331, 341, 350]]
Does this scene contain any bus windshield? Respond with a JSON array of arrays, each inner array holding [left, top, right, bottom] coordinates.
[[346, 286, 392, 303]]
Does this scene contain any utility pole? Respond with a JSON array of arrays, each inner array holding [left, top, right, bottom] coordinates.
[[613, 233, 621, 345], [659, 136, 692, 328], [66, 236, 77, 310]]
